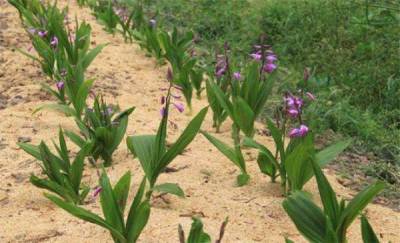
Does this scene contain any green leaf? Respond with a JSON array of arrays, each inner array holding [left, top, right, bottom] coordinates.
[[361, 215, 380, 243], [201, 131, 245, 171], [80, 44, 106, 70], [113, 171, 132, 214], [157, 107, 208, 176], [187, 217, 211, 243], [316, 139, 351, 167], [285, 135, 315, 191], [99, 171, 125, 235], [153, 183, 185, 198], [33, 103, 77, 117], [232, 97, 255, 137], [126, 135, 156, 181], [311, 159, 340, 229], [283, 191, 327, 242], [337, 181, 385, 238], [126, 200, 151, 243], [64, 130, 87, 148], [126, 177, 147, 233], [69, 143, 91, 193], [45, 194, 126, 242], [18, 143, 41, 160], [266, 118, 285, 162], [30, 175, 75, 203]]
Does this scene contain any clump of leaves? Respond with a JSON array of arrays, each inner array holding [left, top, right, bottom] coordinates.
[[159, 27, 202, 110], [66, 95, 135, 167], [127, 80, 208, 198], [283, 159, 384, 243], [47, 171, 151, 243], [9, 0, 105, 120], [18, 128, 92, 204], [132, 18, 164, 62], [178, 217, 228, 243]]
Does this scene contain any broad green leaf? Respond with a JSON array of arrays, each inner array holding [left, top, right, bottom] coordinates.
[[30, 175, 75, 202], [80, 44, 106, 70], [18, 143, 41, 160], [316, 139, 351, 167], [70, 143, 91, 193], [361, 215, 380, 243], [64, 130, 87, 148], [283, 191, 327, 242], [45, 194, 126, 242], [126, 135, 156, 181], [337, 181, 385, 237], [266, 118, 285, 162], [99, 172, 125, 234], [126, 200, 151, 243], [157, 107, 208, 175], [311, 159, 340, 229], [33, 103, 77, 117], [126, 177, 147, 232], [153, 183, 185, 198], [187, 217, 211, 243], [201, 131, 245, 171], [232, 97, 255, 137], [113, 171, 131, 214]]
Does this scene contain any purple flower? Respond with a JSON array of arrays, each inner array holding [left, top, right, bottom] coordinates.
[[106, 107, 113, 116], [250, 53, 262, 61], [38, 30, 47, 38], [173, 103, 184, 113], [56, 81, 64, 90], [289, 125, 309, 138], [215, 55, 227, 78], [233, 72, 241, 81], [28, 28, 36, 34], [266, 54, 277, 63], [171, 94, 181, 99], [160, 96, 166, 105], [160, 107, 167, 117], [306, 92, 316, 101], [149, 19, 156, 27], [287, 108, 299, 118], [263, 63, 277, 73], [50, 36, 58, 48], [93, 186, 102, 197]]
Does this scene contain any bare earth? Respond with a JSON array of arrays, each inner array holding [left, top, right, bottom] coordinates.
[[0, 1, 399, 242]]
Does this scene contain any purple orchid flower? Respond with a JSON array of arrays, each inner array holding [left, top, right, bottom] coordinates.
[[56, 81, 64, 91], [173, 103, 184, 113], [289, 125, 309, 138], [233, 72, 241, 81], [93, 186, 102, 197], [160, 96, 166, 105], [250, 52, 262, 61], [38, 30, 47, 38], [50, 36, 58, 48], [160, 107, 167, 117], [263, 63, 277, 73]]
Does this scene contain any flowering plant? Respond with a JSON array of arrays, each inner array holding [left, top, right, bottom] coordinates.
[[47, 171, 151, 243], [65, 95, 135, 167], [127, 78, 208, 197], [202, 41, 277, 186], [283, 159, 384, 243], [18, 128, 92, 204], [244, 72, 350, 194]]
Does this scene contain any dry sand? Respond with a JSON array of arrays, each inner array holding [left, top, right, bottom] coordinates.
[[0, 1, 399, 242]]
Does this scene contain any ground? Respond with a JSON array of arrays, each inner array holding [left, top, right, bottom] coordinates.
[[0, 1, 399, 242]]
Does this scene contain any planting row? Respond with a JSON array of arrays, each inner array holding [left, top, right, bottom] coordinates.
[[8, 0, 385, 242]]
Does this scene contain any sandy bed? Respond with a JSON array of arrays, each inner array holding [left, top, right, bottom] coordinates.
[[0, 1, 399, 242]]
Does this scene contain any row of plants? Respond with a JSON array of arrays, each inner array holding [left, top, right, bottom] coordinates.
[[9, 0, 388, 242]]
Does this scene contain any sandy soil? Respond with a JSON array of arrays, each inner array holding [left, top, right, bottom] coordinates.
[[0, 1, 399, 242]]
